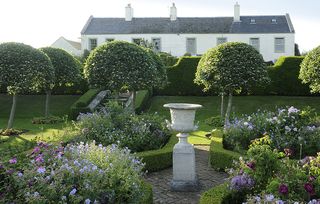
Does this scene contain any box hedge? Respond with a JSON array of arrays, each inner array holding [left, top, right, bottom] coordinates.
[[199, 183, 229, 204]]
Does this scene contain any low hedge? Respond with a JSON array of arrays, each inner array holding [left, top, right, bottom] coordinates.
[[200, 183, 229, 204], [209, 138, 242, 171], [69, 88, 101, 119], [135, 89, 153, 114], [136, 134, 178, 172]]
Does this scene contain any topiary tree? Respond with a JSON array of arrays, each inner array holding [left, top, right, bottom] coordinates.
[[84, 41, 162, 111], [0, 42, 54, 129], [299, 45, 320, 93], [40, 47, 81, 117], [195, 42, 269, 128]]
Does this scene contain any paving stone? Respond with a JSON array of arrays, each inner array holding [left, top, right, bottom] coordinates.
[[145, 145, 227, 204]]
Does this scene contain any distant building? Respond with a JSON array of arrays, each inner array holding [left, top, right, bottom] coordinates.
[[51, 36, 82, 56], [80, 3, 295, 62]]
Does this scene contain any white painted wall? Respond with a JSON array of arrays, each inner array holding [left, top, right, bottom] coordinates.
[[51, 37, 82, 56], [81, 33, 294, 61]]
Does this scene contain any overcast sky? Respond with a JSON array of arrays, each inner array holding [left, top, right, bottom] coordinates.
[[1, 0, 319, 52]]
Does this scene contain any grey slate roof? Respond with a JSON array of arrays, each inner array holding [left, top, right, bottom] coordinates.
[[81, 15, 294, 35]]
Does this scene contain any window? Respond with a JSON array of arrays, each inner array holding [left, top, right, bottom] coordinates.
[[249, 38, 260, 52], [186, 38, 197, 55], [250, 19, 256, 24], [106, 38, 114, 42], [275, 37, 285, 53], [89, 38, 97, 50], [152, 38, 161, 52], [217, 37, 227, 45], [132, 38, 142, 45]]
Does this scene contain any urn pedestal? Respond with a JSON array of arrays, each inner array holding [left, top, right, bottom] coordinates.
[[163, 103, 202, 191]]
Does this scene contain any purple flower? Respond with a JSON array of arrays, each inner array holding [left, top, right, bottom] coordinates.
[[246, 161, 255, 170], [304, 183, 315, 195], [35, 155, 44, 163], [6, 169, 14, 175], [309, 176, 316, 182], [37, 166, 46, 174], [17, 172, 23, 177], [230, 173, 254, 191], [85, 199, 91, 204], [32, 147, 41, 154], [69, 188, 77, 195], [278, 184, 288, 195], [9, 157, 17, 164]]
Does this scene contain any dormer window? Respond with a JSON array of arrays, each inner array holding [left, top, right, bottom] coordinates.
[[250, 19, 256, 24], [272, 19, 277, 24]]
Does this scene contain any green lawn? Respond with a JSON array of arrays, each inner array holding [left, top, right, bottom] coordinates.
[[147, 96, 320, 145], [0, 94, 80, 157]]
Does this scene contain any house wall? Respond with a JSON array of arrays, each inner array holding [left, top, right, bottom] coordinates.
[[51, 38, 82, 56], [81, 33, 294, 62]]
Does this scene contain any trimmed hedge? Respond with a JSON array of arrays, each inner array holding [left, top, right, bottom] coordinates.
[[69, 88, 101, 119], [200, 183, 229, 204], [135, 89, 153, 114], [209, 138, 242, 171], [136, 135, 177, 172], [154, 57, 212, 96]]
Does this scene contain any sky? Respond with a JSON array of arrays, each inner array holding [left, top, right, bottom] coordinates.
[[0, 0, 319, 52]]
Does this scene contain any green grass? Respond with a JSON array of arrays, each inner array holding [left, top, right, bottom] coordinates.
[[0, 94, 80, 157], [148, 96, 320, 145]]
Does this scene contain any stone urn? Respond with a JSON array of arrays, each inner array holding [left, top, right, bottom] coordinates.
[[163, 103, 202, 191]]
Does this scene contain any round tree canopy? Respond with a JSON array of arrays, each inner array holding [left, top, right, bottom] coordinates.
[[84, 41, 158, 91], [299, 45, 320, 93], [144, 48, 167, 88], [195, 42, 269, 93], [40, 47, 81, 87], [0, 42, 54, 95]]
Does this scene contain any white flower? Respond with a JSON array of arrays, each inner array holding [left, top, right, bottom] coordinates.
[[85, 199, 91, 204], [243, 122, 249, 126], [61, 196, 67, 200], [285, 126, 291, 132], [69, 188, 77, 195], [265, 194, 274, 201], [293, 127, 297, 132], [33, 192, 40, 197]]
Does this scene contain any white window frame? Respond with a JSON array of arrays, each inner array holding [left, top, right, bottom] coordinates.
[[249, 38, 260, 52], [186, 38, 197, 55], [151, 37, 161, 52], [89, 38, 97, 50], [217, 37, 227, 45], [274, 37, 285, 53]]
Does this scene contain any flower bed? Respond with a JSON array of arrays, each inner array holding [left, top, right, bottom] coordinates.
[[0, 141, 152, 203]]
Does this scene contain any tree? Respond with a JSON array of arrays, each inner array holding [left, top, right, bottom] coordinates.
[[299, 45, 320, 93], [84, 41, 162, 111], [195, 42, 269, 128], [295, 43, 301, 56], [40, 47, 81, 117], [0, 42, 54, 129]]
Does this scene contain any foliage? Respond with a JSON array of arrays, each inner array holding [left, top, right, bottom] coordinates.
[[74, 102, 170, 152], [0, 141, 149, 203], [199, 183, 231, 204], [195, 42, 269, 94], [299, 45, 320, 93], [0, 42, 54, 95], [205, 115, 224, 128], [223, 106, 320, 158], [84, 41, 159, 92], [135, 89, 153, 114], [154, 57, 210, 96], [158, 52, 178, 67], [31, 116, 64, 124], [40, 47, 81, 88]]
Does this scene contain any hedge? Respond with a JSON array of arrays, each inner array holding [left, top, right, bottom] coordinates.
[[136, 135, 177, 172], [69, 88, 101, 119], [135, 89, 153, 114], [209, 138, 242, 171], [199, 183, 229, 204], [154, 57, 212, 96]]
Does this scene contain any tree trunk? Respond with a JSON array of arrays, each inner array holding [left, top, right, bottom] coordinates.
[[131, 90, 136, 113], [224, 92, 233, 131], [45, 90, 51, 118], [220, 92, 225, 117], [7, 95, 17, 129]]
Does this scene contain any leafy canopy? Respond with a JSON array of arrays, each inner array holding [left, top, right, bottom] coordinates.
[[195, 42, 269, 93], [40, 47, 81, 87], [0, 42, 54, 95], [299, 45, 320, 93], [84, 41, 160, 91]]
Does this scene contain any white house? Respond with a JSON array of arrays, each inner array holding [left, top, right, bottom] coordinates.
[[80, 3, 295, 62], [51, 36, 82, 56]]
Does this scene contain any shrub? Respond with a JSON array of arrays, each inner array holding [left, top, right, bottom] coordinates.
[[154, 57, 209, 96], [74, 102, 170, 152], [135, 89, 153, 114], [299, 45, 320, 93], [199, 183, 230, 204], [0, 141, 150, 203], [31, 116, 64, 124], [158, 52, 178, 67]]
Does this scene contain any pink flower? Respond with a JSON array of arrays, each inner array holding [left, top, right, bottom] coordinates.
[[246, 161, 255, 170], [32, 147, 41, 154], [35, 155, 44, 163], [278, 184, 288, 195], [304, 183, 315, 195], [9, 157, 17, 164]]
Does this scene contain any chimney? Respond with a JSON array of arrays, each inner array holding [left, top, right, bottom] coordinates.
[[234, 2, 241, 22], [170, 3, 177, 21], [125, 4, 133, 21]]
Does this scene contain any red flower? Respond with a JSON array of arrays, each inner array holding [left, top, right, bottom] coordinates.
[[304, 183, 315, 195], [278, 184, 289, 195]]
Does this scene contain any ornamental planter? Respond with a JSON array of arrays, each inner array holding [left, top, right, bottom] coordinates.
[[164, 103, 202, 191]]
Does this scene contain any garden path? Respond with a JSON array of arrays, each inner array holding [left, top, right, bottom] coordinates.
[[145, 145, 227, 204]]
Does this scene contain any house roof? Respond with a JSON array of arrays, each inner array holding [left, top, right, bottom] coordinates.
[[65, 38, 81, 50], [81, 15, 294, 35]]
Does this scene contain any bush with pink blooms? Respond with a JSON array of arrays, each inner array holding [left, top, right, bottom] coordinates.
[[0, 141, 151, 203]]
